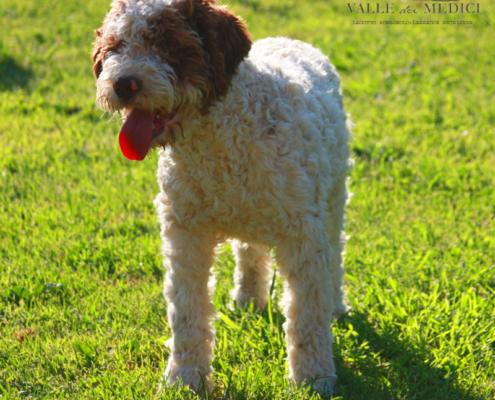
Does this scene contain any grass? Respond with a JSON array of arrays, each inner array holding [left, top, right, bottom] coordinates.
[[1, 0, 494, 398]]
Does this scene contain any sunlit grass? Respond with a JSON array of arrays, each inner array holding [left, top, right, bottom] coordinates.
[[1, 0, 494, 398]]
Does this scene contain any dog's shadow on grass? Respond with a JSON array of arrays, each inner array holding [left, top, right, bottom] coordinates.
[[333, 311, 481, 400], [0, 54, 33, 91]]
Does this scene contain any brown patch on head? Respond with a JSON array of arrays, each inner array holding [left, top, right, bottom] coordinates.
[[147, 8, 209, 95], [151, 0, 252, 110], [180, 0, 252, 108], [92, 1, 126, 78]]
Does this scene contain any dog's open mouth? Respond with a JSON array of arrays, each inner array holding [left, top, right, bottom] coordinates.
[[119, 108, 176, 161]]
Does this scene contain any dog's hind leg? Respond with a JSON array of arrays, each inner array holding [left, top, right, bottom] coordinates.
[[326, 177, 350, 318], [161, 225, 217, 393], [231, 240, 272, 310], [276, 218, 337, 394]]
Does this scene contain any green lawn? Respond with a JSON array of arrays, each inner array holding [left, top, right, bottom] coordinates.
[[1, 0, 494, 398]]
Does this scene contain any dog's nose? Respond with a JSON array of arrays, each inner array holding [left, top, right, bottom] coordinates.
[[113, 76, 141, 102]]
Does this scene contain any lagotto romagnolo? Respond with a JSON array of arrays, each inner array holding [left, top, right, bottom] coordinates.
[[93, 0, 352, 394]]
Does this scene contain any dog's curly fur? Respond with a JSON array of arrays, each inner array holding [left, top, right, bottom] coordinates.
[[93, 0, 351, 393]]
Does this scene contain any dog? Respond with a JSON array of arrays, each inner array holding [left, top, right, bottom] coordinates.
[[93, 0, 351, 394]]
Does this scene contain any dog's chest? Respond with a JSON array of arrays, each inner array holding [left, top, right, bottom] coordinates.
[[156, 124, 287, 242]]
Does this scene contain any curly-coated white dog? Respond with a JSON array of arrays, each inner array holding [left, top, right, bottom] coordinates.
[[93, 0, 351, 394]]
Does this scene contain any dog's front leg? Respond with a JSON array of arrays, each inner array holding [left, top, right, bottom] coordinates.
[[276, 227, 337, 395], [162, 226, 217, 393]]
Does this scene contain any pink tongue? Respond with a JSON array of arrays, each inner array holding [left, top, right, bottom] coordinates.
[[119, 109, 154, 161]]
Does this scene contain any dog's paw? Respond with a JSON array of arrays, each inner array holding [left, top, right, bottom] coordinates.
[[311, 376, 336, 399], [333, 302, 351, 319], [288, 375, 336, 399], [232, 289, 268, 311], [163, 365, 213, 396]]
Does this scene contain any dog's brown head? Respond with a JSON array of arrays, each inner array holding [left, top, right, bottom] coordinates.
[[92, 0, 252, 160]]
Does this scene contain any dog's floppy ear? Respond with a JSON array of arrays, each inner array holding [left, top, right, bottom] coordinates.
[[178, 0, 252, 107], [92, 29, 105, 78]]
